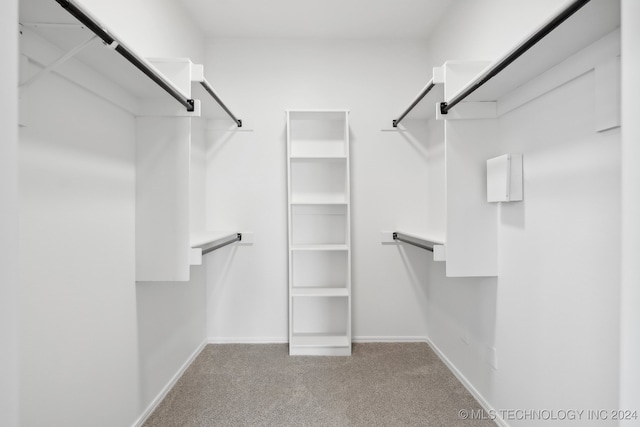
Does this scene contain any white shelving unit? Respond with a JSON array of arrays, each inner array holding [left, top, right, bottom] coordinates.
[[286, 110, 351, 356]]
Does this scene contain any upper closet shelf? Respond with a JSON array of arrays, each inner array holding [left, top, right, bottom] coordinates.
[[440, 0, 620, 113], [50, 0, 193, 111], [22, 0, 244, 123]]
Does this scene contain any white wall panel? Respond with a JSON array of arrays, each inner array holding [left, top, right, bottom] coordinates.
[[0, 0, 19, 425], [620, 0, 640, 421], [19, 71, 139, 427], [204, 39, 433, 342]]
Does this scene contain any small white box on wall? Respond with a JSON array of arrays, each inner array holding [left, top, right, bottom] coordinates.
[[487, 154, 523, 202]]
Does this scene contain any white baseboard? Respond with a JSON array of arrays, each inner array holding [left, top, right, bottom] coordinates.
[[425, 338, 506, 427], [207, 337, 288, 344], [132, 339, 207, 427], [353, 336, 428, 343], [207, 336, 428, 344]]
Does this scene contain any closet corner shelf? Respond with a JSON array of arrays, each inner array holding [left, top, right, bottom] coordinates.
[[444, 0, 619, 105], [291, 288, 349, 297]]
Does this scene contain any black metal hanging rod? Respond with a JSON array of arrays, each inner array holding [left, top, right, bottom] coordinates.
[[393, 232, 437, 253], [55, 0, 195, 112], [440, 0, 591, 115], [393, 79, 435, 127], [200, 80, 242, 127], [201, 233, 242, 256]]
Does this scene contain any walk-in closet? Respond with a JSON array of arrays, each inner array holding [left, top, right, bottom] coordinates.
[[2, 0, 639, 426]]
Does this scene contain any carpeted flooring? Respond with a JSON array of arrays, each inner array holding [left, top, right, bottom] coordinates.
[[143, 343, 496, 426]]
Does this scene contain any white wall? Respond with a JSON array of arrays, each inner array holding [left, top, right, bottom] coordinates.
[[425, 1, 622, 425], [18, 0, 209, 424], [620, 0, 640, 422], [19, 69, 139, 426], [0, 0, 19, 425], [203, 38, 434, 342]]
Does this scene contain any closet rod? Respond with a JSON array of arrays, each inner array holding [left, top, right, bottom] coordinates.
[[200, 79, 242, 127], [201, 233, 242, 255], [439, 0, 591, 115], [55, 0, 195, 112], [393, 79, 435, 127], [393, 232, 436, 253]]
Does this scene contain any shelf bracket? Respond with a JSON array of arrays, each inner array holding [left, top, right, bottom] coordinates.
[[19, 34, 98, 89]]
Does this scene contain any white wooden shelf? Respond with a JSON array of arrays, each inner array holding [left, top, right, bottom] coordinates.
[[290, 334, 350, 348], [290, 244, 349, 251], [290, 201, 348, 206], [445, 0, 619, 105], [290, 197, 347, 205], [291, 288, 349, 297], [19, 7, 193, 117], [290, 155, 347, 160]]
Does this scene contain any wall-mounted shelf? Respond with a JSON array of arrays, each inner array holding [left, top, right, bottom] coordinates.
[[20, 1, 197, 116], [433, 0, 620, 278], [441, 0, 619, 111], [287, 110, 351, 356]]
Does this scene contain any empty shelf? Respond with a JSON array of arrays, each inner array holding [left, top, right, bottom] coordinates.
[[291, 288, 349, 297], [290, 244, 348, 251], [290, 334, 350, 348]]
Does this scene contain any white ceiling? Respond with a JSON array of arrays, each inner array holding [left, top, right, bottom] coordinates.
[[177, 0, 453, 39]]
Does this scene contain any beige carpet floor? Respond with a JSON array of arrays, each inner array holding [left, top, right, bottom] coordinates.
[[143, 343, 496, 427]]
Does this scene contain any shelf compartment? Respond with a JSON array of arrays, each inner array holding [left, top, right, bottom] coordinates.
[[292, 250, 348, 289], [290, 204, 347, 246], [288, 111, 347, 157], [290, 334, 350, 348], [289, 333, 351, 356], [291, 288, 349, 297], [292, 297, 348, 336], [290, 155, 347, 160], [290, 159, 347, 204], [290, 244, 348, 251]]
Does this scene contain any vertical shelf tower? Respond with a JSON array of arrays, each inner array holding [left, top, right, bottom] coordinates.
[[286, 110, 352, 356]]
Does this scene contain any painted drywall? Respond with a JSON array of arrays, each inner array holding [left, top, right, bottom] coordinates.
[[17, 2, 209, 423], [620, 0, 640, 422], [19, 68, 139, 426], [424, 1, 622, 425], [203, 38, 434, 342], [135, 117, 208, 421], [135, 267, 207, 419], [0, 0, 19, 425]]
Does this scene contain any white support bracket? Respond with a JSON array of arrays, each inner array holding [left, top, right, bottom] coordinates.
[[19, 34, 98, 89]]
